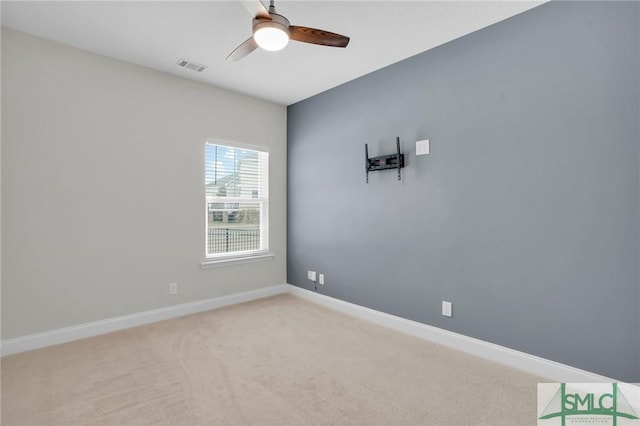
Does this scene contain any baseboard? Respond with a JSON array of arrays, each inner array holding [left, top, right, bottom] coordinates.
[[0, 282, 621, 384], [286, 284, 616, 383], [0, 284, 288, 357]]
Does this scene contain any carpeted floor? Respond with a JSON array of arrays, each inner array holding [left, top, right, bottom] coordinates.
[[1, 294, 543, 425]]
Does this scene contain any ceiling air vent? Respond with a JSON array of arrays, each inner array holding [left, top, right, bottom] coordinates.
[[176, 59, 208, 73]]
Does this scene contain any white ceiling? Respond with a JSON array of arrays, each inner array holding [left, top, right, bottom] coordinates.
[[1, 1, 544, 106]]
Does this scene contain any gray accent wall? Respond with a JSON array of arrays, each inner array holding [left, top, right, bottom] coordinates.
[[287, 1, 640, 381]]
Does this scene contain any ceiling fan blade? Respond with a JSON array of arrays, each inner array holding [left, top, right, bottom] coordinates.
[[289, 26, 350, 48], [226, 37, 259, 61], [240, 0, 270, 19]]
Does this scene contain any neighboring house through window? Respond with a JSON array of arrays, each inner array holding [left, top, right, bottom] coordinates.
[[204, 141, 269, 262]]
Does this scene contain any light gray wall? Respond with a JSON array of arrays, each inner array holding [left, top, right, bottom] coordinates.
[[1, 28, 287, 339], [288, 1, 639, 381]]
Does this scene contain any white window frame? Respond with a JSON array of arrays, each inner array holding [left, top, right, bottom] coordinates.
[[200, 139, 273, 268]]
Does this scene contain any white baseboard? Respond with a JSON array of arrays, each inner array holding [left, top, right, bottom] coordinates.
[[286, 284, 616, 383], [0, 282, 620, 384], [0, 284, 288, 357]]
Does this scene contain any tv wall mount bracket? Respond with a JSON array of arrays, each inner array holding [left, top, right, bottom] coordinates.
[[365, 137, 405, 183]]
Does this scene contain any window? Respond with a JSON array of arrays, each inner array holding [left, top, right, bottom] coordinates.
[[204, 142, 269, 263]]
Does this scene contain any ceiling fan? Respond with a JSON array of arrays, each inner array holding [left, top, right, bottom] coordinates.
[[226, 0, 350, 61]]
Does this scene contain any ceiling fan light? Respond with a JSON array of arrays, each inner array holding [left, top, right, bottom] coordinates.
[[254, 22, 289, 51]]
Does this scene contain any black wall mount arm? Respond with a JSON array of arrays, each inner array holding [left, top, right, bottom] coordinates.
[[365, 137, 405, 183]]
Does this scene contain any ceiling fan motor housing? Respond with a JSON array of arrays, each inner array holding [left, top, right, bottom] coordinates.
[[253, 13, 290, 34]]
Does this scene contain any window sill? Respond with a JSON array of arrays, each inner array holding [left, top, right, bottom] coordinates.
[[200, 253, 275, 269]]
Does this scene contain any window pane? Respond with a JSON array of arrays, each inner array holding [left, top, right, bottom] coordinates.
[[206, 202, 262, 255], [205, 145, 264, 199], [205, 142, 268, 258]]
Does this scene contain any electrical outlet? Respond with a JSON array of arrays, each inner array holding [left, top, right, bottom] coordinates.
[[169, 282, 178, 295], [442, 301, 452, 317], [307, 271, 316, 282], [318, 274, 325, 285]]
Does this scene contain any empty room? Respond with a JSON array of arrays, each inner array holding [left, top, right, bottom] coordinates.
[[1, 0, 639, 425]]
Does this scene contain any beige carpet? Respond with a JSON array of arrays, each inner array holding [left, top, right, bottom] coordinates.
[[1, 294, 543, 425]]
